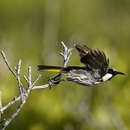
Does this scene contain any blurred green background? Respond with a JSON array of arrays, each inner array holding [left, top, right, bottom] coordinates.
[[0, 0, 130, 130]]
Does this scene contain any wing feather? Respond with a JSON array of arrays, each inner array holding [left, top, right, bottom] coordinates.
[[75, 44, 109, 76]]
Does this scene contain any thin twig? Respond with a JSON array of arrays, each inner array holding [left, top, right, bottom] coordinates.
[[60, 41, 75, 67], [0, 68, 40, 130], [1, 98, 26, 130], [0, 51, 37, 130], [32, 74, 41, 87], [0, 42, 73, 113], [23, 75, 28, 83], [1, 51, 25, 103], [0, 83, 49, 113], [54, 41, 74, 82], [17, 60, 21, 75], [1, 66, 42, 130], [16, 60, 25, 103], [1, 51, 17, 78], [0, 42, 74, 130], [32, 84, 49, 90], [28, 66, 32, 87], [0, 96, 20, 113]]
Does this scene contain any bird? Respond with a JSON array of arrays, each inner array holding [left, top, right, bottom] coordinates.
[[37, 44, 125, 86]]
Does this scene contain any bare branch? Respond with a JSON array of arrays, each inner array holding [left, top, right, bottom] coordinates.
[[49, 41, 75, 84], [1, 103, 25, 130], [60, 41, 74, 67], [0, 51, 29, 129], [0, 42, 74, 130], [32, 74, 41, 87], [0, 42, 73, 112], [1, 65, 42, 129], [23, 75, 28, 83], [0, 96, 20, 113], [28, 66, 32, 87], [1, 100, 26, 130], [32, 84, 49, 90], [17, 60, 22, 75], [1, 51, 24, 103], [0, 83, 49, 113], [16, 60, 25, 103], [0, 68, 39, 129]]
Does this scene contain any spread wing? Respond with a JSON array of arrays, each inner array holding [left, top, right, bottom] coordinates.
[[75, 44, 109, 76]]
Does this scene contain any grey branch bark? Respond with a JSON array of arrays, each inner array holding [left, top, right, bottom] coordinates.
[[0, 42, 73, 130]]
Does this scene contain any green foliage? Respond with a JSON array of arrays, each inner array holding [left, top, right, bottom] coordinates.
[[0, 0, 129, 129]]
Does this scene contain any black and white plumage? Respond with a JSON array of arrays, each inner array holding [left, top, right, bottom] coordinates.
[[38, 44, 125, 86]]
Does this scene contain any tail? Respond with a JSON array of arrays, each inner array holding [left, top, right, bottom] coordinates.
[[37, 65, 67, 73]]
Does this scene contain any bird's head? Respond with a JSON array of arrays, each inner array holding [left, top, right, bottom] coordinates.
[[102, 68, 125, 82]]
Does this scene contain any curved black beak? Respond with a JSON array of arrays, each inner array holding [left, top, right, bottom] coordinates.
[[115, 71, 126, 75]]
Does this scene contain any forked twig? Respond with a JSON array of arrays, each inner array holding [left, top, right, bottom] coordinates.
[[0, 52, 41, 130], [60, 41, 75, 67], [0, 42, 74, 130]]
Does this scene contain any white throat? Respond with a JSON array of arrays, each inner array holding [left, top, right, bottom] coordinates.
[[102, 73, 112, 82]]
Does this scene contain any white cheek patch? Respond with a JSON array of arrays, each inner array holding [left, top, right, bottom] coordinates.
[[102, 73, 112, 81]]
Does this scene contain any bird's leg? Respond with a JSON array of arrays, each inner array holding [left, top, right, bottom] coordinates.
[[48, 73, 63, 88]]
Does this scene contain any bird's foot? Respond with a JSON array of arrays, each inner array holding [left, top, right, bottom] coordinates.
[[48, 74, 62, 89]]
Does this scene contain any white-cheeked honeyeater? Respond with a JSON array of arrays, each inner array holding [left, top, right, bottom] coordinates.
[[38, 44, 125, 86]]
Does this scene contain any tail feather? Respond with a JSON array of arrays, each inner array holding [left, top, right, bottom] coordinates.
[[37, 65, 66, 72]]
